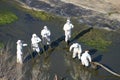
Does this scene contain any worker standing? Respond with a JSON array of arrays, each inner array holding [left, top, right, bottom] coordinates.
[[41, 26, 51, 47], [31, 33, 41, 53], [16, 40, 27, 64], [63, 18, 74, 44]]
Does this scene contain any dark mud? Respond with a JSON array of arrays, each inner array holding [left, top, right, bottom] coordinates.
[[19, 0, 120, 30], [0, 1, 120, 80]]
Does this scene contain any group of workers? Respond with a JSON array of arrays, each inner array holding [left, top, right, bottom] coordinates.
[[16, 18, 92, 67], [16, 26, 51, 64], [69, 43, 91, 67]]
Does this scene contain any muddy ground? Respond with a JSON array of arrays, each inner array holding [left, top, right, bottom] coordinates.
[[0, 1, 120, 80]]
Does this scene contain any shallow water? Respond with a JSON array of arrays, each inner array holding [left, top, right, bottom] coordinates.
[[0, 1, 120, 80]]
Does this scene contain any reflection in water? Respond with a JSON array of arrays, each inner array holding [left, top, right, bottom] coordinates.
[[31, 59, 50, 80], [32, 62, 40, 80], [64, 52, 93, 80], [80, 67, 91, 80], [31, 53, 51, 80], [22, 47, 54, 80]]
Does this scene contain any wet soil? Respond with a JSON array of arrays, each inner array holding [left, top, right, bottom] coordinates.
[[19, 0, 120, 30], [0, 1, 120, 80]]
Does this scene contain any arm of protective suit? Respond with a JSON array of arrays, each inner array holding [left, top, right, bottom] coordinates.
[[70, 23, 74, 29], [41, 30, 44, 37], [36, 37, 41, 43], [69, 44, 74, 52], [63, 24, 66, 31], [45, 30, 51, 37], [23, 44, 27, 46], [47, 30, 51, 36], [87, 54, 92, 62], [78, 45, 82, 50], [78, 45, 82, 53]]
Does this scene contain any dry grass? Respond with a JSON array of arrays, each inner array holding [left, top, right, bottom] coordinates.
[[0, 42, 17, 80], [0, 42, 51, 80]]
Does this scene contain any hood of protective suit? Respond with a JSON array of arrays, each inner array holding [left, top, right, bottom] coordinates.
[[17, 40, 22, 44], [32, 33, 37, 38]]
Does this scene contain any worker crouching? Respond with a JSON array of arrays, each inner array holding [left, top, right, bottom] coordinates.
[[81, 50, 92, 67], [69, 43, 82, 59]]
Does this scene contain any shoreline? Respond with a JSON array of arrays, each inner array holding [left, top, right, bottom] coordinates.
[[13, 0, 120, 31]]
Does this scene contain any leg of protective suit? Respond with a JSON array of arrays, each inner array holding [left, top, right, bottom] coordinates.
[[17, 53, 22, 64], [73, 49, 77, 58], [68, 34, 71, 40], [65, 35, 69, 42], [72, 52, 77, 58], [81, 60, 85, 66], [84, 60, 89, 67], [17, 57, 19, 63], [19, 55, 23, 64], [36, 47, 40, 53], [32, 47, 36, 51], [46, 36, 50, 45], [78, 53, 81, 60], [42, 37, 47, 45], [65, 30, 71, 42], [78, 50, 82, 59]]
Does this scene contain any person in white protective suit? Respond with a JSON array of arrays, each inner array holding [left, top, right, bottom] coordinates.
[[41, 26, 51, 46], [69, 43, 82, 59], [81, 50, 92, 67], [63, 18, 74, 44], [31, 33, 41, 53], [16, 40, 27, 64]]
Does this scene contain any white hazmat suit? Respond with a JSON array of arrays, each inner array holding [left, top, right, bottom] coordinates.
[[69, 43, 82, 59], [41, 26, 51, 45], [31, 34, 41, 53], [63, 19, 74, 43], [16, 40, 27, 64], [81, 50, 92, 67]]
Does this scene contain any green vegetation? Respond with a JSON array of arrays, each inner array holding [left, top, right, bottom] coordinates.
[[16, 5, 56, 21], [10, 0, 59, 21], [27, 9, 55, 21], [0, 11, 18, 25], [73, 28, 112, 51], [0, 42, 4, 49]]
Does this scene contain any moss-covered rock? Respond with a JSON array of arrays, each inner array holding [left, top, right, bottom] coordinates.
[[0, 11, 18, 25]]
